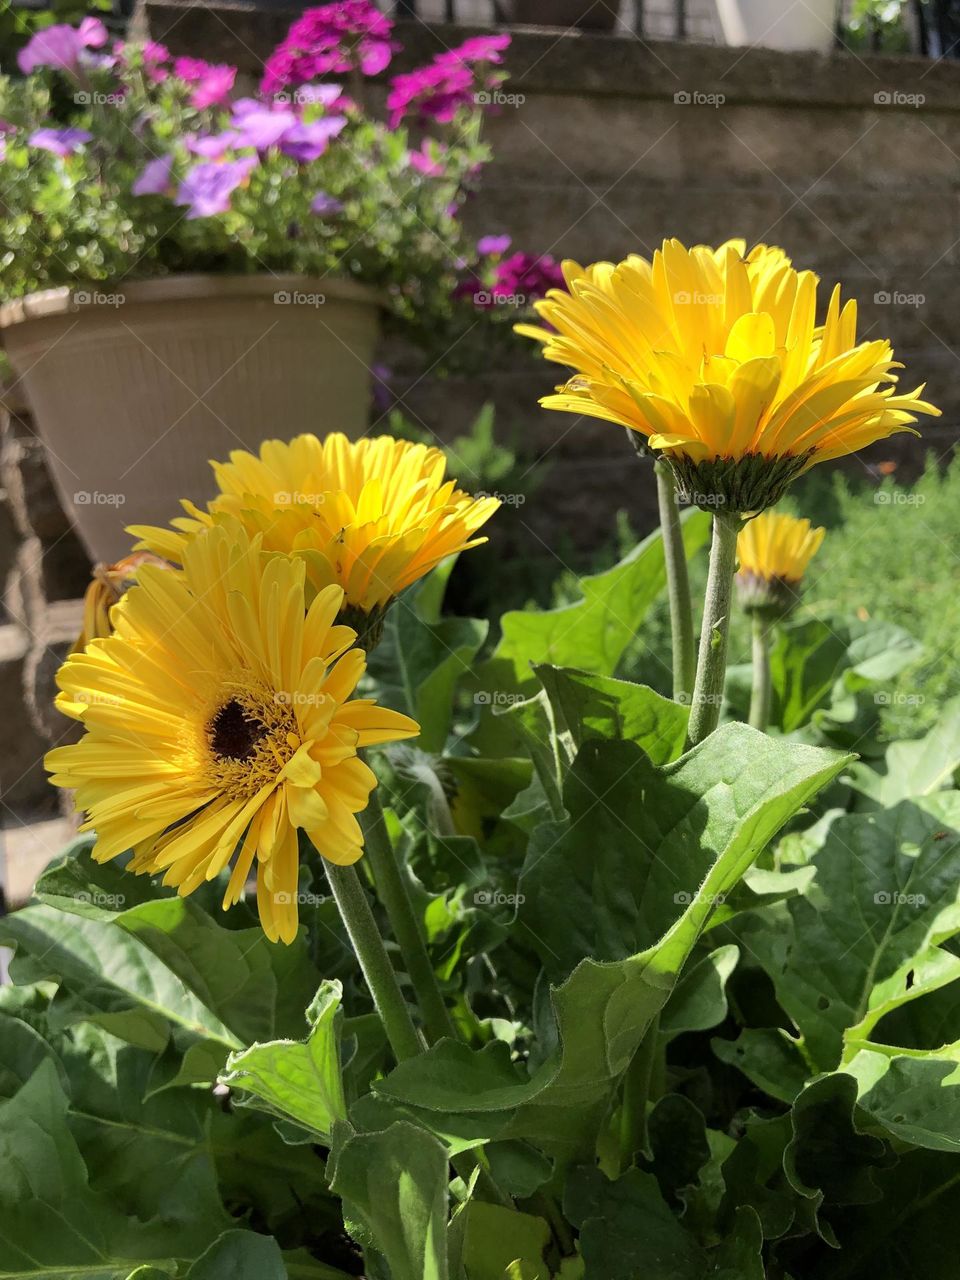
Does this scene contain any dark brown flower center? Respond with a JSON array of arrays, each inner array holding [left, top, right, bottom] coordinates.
[[210, 699, 268, 762]]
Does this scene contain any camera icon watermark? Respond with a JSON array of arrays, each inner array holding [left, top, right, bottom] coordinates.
[[73, 290, 125, 309], [873, 290, 925, 308], [274, 290, 326, 307], [874, 89, 925, 107], [474, 89, 525, 108], [873, 889, 926, 906], [873, 491, 925, 506], [473, 888, 525, 907], [673, 89, 725, 108], [74, 491, 126, 507]]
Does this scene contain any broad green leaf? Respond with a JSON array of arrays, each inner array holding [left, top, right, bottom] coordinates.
[[530, 666, 689, 766], [848, 695, 960, 807], [367, 569, 488, 752], [517, 726, 851, 980], [814, 1148, 960, 1278], [644, 1095, 710, 1205], [451, 1202, 550, 1280], [0, 906, 235, 1053], [846, 1046, 960, 1151], [734, 794, 960, 1070], [219, 981, 347, 1141], [711, 1028, 810, 1104], [329, 1121, 449, 1280], [760, 615, 922, 734], [563, 1166, 706, 1279], [710, 1206, 764, 1280], [660, 945, 739, 1042], [183, 1230, 286, 1280], [0, 1061, 182, 1278], [374, 726, 847, 1158], [492, 510, 710, 683], [784, 1074, 888, 1206]]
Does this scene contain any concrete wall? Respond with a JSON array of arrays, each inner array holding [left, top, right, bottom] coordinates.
[[143, 4, 960, 547]]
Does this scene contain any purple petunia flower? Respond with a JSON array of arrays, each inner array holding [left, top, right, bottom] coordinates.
[[184, 130, 241, 158], [176, 155, 258, 218], [18, 18, 108, 76], [292, 83, 349, 110], [29, 127, 93, 157], [310, 191, 344, 215], [174, 57, 237, 110], [230, 100, 298, 150], [261, 0, 396, 95], [132, 154, 173, 196], [279, 115, 347, 162], [477, 234, 512, 256]]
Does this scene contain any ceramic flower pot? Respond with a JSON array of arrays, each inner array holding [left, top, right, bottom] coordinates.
[[714, 0, 838, 52], [0, 274, 381, 564], [506, 0, 619, 32]]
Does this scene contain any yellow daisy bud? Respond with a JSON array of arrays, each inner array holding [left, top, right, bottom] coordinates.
[[736, 510, 825, 619]]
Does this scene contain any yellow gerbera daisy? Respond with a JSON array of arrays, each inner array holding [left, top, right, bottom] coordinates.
[[736, 510, 825, 618], [130, 433, 500, 643], [517, 239, 939, 512], [737, 510, 825, 584], [46, 523, 419, 944]]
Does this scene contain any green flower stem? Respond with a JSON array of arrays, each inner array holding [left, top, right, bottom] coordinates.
[[687, 512, 741, 747], [655, 461, 697, 703], [618, 1013, 661, 1171], [749, 614, 773, 733], [325, 862, 425, 1063], [359, 783, 459, 1046]]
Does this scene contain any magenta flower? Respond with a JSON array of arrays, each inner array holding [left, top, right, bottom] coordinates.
[[280, 116, 346, 162], [117, 39, 171, 83], [386, 58, 475, 129], [438, 34, 511, 67], [176, 156, 258, 218], [17, 18, 108, 75], [408, 141, 447, 178], [132, 154, 173, 196], [173, 57, 237, 110], [29, 127, 93, 157], [261, 0, 396, 95], [478, 234, 512, 256], [311, 191, 344, 215], [293, 83, 349, 110]]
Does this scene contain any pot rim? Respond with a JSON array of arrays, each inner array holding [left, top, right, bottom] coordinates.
[[0, 272, 384, 329]]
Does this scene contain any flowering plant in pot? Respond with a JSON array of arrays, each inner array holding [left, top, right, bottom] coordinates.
[[0, 4, 555, 561]]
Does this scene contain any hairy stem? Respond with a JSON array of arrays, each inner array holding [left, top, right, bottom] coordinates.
[[655, 461, 697, 704], [749, 614, 773, 733], [687, 512, 740, 746]]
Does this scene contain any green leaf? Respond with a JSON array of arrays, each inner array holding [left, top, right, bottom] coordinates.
[[219, 981, 347, 1141], [0, 906, 235, 1053], [710, 1206, 764, 1280], [517, 726, 851, 980], [373, 726, 847, 1159], [492, 510, 710, 684], [846, 1045, 960, 1151], [848, 695, 960, 807], [529, 666, 689, 766], [0, 1060, 183, 1278], [183, 1230, 286, 1280], [784, 1073, 889, 1206], [563, 1166, 706, 1279], [328, 1121, 450, 1280], [368, 569, 488, 752], [660, 945, 739, 1042], [451, 1203, 550, 1280], [711, 1028, 810, 1104], [758, 615, 922, 734], [734, 794, 960, 1070]]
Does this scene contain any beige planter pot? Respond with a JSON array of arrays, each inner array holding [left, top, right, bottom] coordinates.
[[0, 275, 381, 564], [715, 0, 837, 52]]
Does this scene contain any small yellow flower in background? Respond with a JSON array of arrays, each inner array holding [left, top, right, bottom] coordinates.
[[131, 433, 500, 646], [517, 239, 939, 512], [736, 510, 825, 618], [46, 523, 419, 944], [72, 551, 169, 652]]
